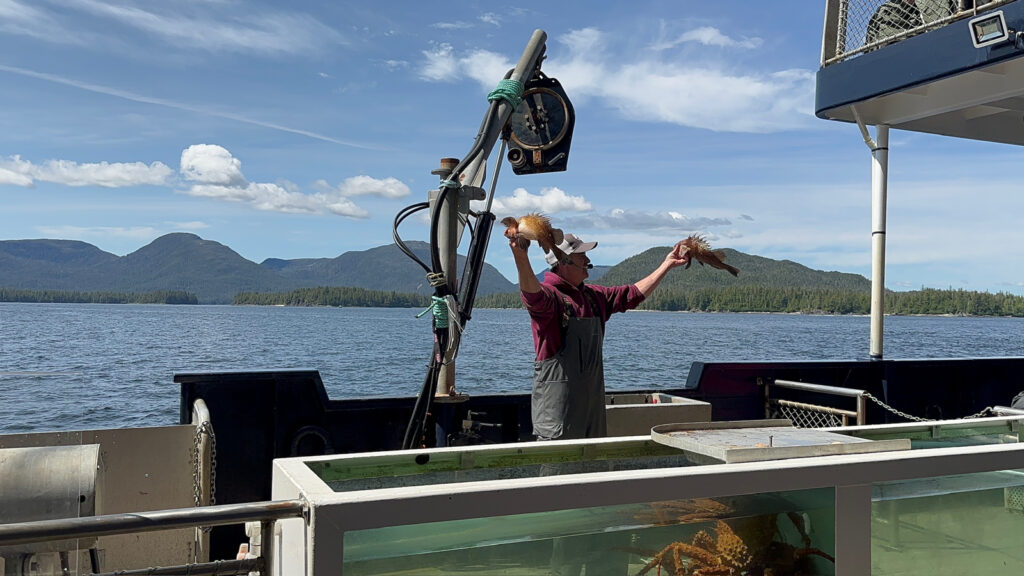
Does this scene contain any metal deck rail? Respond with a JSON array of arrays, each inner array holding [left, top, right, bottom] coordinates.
[[0, 500, 305, 576], [768, 379, 868, 427], [822, 0, 1013, 65]]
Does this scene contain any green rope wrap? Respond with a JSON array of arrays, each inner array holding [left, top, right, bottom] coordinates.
[[415, 295, 450, 329], [439, 179, 461, 189], [488, 78, 524, 109]]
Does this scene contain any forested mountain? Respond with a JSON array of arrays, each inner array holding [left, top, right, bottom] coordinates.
[[5, 234, 1023, 316], [0, 234, 515, 304], [260, 241, 516, 296], [0, 234, 295, 303], [113, 234, 297, 302], [597, 247, 869, 291], [0, 239, 120, 292]]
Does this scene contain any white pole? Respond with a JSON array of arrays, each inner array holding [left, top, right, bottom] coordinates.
[[869, 125, 889, 359]]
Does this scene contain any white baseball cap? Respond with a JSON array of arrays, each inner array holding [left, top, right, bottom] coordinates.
[[544, 233, 598, 266]]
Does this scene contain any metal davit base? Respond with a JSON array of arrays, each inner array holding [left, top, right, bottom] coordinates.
[[651, 420, 911, 464]]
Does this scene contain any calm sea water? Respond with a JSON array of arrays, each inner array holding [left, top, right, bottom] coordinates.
[[1, 303, 1021, 434]]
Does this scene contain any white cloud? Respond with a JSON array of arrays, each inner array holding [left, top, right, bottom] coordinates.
[[1, 145, 390, 220], [0, 0, 93, 45], [421, 43, 514, 84], [479, 13, 500, 26], [62, 0, 346, 56], [36, 225, 161, 240], [178, 144, 371, 218], [462, 50, 516, 86], [432, 21, 473, 30], [313, 175, 411, 199], [39, 159, 173, 187], [606, 63, 812, 132], [422, 27, 814, 133], [561, 27, 604, 53], [420, 43, 459, 81], [0, 154, 172, 187], [479, 187, 592, 216], [180, 144, 246, 187], [166, 221, 209, 230], [651, 26, 763, 51], [559, 209, 732, 232], [0, 64, 373, 148], [0, 164, 34, 186]]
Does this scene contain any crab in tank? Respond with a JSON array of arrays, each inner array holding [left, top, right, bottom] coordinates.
[[628, 513, 835, 576]]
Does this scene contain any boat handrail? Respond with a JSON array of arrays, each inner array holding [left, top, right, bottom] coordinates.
[[821, 0, 1014, 66], [769, 378, 868, 425], [89, 557, 262, 576], [0, 499, 305, 548], [772, 379, 867, 398]]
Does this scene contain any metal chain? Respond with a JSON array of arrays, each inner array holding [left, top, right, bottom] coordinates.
[[192, 420, 218, 507], [961, 406, 998, 419], [191, 420, 219, 563], [863, 392, 995, 422]]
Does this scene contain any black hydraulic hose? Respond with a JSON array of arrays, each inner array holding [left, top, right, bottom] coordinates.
[[426, 67, 525, 286], [393, 201, 431, 273], [409, 64, 534, 449], [427, 99, 503, 283], [428, 186, 450, 291], [458, 211, 495, 324], [402, 349, 442, 449]]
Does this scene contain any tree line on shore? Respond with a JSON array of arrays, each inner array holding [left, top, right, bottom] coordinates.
[[0, 288, 198, 304], [476, 286, 1024, 316], [236, 285, 1024, 317], [233, 286, 431, 308], [6, 285, 1023, 316]]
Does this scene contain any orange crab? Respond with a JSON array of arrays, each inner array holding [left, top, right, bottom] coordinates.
[[636, 498, 733, 527], [635, 521, 751, 576], [631, 515, 835, 576]]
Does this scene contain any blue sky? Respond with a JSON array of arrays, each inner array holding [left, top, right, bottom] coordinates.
[[1, 1, 1022, 295]]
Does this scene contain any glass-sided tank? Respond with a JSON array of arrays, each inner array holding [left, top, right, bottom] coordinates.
[[841, 418, 1022, 449], [305, 437, 838, 575], [848, 417, 1024, 574], [306, 437, 704, 492], [341, 488, 837, 576], [871, 469, 1024, 575], [289, 417, 1024, 575]]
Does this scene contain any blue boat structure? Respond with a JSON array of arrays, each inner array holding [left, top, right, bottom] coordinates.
[[3, 3, 1024, 575]]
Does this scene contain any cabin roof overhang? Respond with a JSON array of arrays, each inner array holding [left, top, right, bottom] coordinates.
[[816, 2, 1024, 145]]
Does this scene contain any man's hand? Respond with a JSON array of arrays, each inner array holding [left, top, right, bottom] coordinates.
[[666, 241, 691, 269], [507, 227, 541, 293], [635, 242, 690, 297], [506, 227, 529, 255]]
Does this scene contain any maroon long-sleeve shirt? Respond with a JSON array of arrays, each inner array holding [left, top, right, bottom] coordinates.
[[521, 272, 646, 362]]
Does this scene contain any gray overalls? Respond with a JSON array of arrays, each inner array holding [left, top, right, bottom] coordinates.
[[531, 290, 606, 440]]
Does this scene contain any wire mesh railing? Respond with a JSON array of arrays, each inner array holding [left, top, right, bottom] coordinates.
[[766, 378, 1008, 428], [776, 399, 849, 428], [767, 379, 867, 428], [823, 0, 1010, 64]]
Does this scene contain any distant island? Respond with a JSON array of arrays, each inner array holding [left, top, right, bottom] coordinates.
[[0, 288, 198, 305], [2, 233, 1023, 316], [233, 285, 1024, 317]]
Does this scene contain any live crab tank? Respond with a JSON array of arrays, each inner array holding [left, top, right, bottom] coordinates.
[[298, 436, 839, 576], [271, 418, 1024, 576], [340, 489, 837, 576]]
